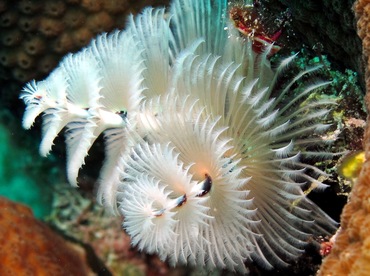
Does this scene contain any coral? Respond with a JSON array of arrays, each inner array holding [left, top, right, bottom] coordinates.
[[20, 0, 339, 273], [81, 0, 104, 13], [53, 32, 75, 53], [318, 161, 370, 275], [71, 26, 94, 47], [86, 11, 114, 33], [0, 0, 170, 83], [23, 36, 46, 56], [0, 197, 94, 275], [63, 8, 86, 28], [44, 1, 67, 17], [0, 48, 16, 67], [36, 54, 59, 75], [1, 29, 22, 46], [354, 0, 370, 92], [16, 50, 35, 69], [318, 1, 370, 275], [39, 17, 64, 37], [18, 16, 40, 32], [17, 0, 42, 15], [0, 10, 18, 27]]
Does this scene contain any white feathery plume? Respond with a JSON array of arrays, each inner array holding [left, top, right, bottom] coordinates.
[[127, 7, 174, 98], [88, 29, 145, 212], [170, 0, 229, 57], [130, 94, 257, 272], [20, 70, 66, 129], [120, 142, 212, 257], [37, 76, 69, 156], [20, 69, 68, 156], [19, 0, 340, 273], [142, 47, 335, 269], [121, 173, 179, 253], [90, 30, 144, 114], [59, 50, 102, 186]]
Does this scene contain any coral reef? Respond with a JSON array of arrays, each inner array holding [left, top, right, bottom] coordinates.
[[318, 0, 370, 275], [0, 197, 95, 275], [0, 0, 169, 83], [2, 0, 365, 274], [20, 0, 341, 273]]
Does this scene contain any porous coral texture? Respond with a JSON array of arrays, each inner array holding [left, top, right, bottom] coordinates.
[[0, 0, 169, 82], [0, 197, 94, 276], [354, 0, 370, 92], [318, 1, 370, 275]]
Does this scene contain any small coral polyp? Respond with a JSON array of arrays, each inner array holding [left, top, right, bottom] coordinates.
[[20, 0, 337, 273]]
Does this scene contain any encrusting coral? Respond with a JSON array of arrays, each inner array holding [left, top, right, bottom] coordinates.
[[20, 0, 339, 273], [0, 197, 94, 275], [318, 1, 370, 275]]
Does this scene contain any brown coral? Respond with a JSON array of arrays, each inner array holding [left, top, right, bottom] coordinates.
[[318, 1, 370, 275], [0, 0, 169, 83], [0, 197, 94, 275]]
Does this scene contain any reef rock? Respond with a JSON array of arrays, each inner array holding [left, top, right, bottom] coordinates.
[[318, 1, 370, 275]]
